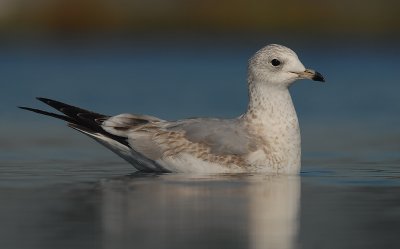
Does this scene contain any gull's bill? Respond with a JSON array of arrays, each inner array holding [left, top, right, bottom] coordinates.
[[294, 69, 325, 82]]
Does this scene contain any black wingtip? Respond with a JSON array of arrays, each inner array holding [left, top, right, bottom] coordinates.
[[18, 105, 73, 122], [20, 98, 130, 148], [18, 106, 39, 112]]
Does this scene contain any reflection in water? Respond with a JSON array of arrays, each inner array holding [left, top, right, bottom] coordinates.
[[98, 174, 300, 249], [248, 176, 300, 249]]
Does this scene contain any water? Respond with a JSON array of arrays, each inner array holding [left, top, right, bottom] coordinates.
[[1, 38, 400, 249]]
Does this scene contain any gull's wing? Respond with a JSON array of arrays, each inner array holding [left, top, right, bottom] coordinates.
[[103, 116, 259, 171], [20, 98, 259, 172]]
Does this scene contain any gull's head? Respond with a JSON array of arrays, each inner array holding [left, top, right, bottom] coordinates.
[[248, 44, 324, 88]]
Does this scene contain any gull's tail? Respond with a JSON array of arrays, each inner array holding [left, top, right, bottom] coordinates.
[[18, 98, 158, 172]]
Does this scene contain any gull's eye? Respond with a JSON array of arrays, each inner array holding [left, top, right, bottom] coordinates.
[[271, 59, 281, 66]]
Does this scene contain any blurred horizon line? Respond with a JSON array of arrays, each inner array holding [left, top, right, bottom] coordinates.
[[0, 0, 398, 41]]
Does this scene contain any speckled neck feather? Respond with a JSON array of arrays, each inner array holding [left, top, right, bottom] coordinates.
[[243, 80, 301, 173]]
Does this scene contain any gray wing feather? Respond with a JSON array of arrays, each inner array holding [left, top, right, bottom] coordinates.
[[166, 118, 256, 156]]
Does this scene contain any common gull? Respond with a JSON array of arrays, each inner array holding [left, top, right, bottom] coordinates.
[[19, 44, 325, 174]]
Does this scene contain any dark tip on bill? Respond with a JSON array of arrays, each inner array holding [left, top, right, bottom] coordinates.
[[312, 71, 325, 82]]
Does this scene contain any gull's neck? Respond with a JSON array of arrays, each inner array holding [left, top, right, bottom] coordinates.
[[243, 80, 301, 173]]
